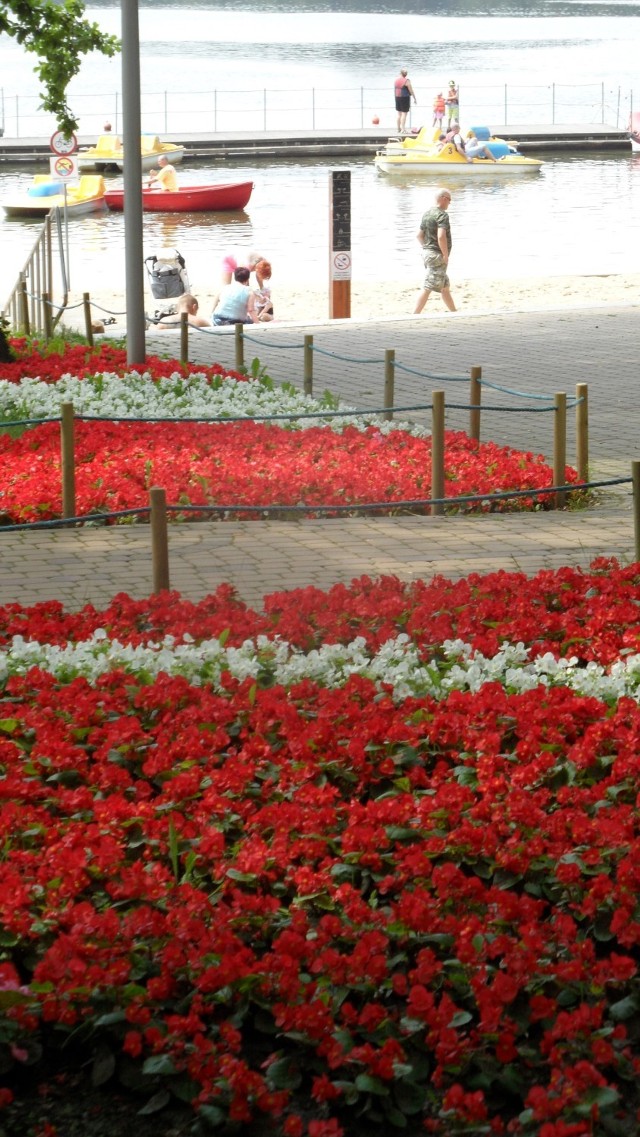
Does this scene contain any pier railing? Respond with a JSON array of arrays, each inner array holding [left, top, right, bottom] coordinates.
[[3, 210, 68, 335], [0, 81, 634, 138]]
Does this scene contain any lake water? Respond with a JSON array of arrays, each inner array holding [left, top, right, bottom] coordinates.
[[1, 2, 638, 135], [3, 150, 640, 306]]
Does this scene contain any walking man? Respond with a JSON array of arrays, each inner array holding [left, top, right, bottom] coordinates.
[[394, 68, 417, 133], [414, 187, 457, 314]]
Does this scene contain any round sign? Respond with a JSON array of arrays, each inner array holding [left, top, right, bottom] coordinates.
[[50, 130, 78, 156]]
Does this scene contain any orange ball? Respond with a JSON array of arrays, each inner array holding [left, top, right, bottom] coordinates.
[[372, 115, 380, 125]]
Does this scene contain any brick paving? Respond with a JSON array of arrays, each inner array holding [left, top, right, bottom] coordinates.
[[1, 303, 638, 612]]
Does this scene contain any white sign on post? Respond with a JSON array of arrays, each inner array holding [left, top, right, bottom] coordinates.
[[49, 155, 79, 182]]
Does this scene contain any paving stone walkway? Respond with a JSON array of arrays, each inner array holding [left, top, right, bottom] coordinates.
[[1, 303, 637, 611]]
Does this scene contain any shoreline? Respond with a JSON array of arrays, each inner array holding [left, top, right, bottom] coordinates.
[[67, 271, 639, 334]]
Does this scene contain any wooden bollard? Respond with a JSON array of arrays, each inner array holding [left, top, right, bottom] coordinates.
[[431, 390, 445, 517], [150, 487, 170, 593], [576, 382, 589, 483], [19, 278, 30, 335], [180, 310, 189, 364], [553, 391, 567, 509], [384, 349, 395, 421], [43, 290, 54, 341], [303, 334, 313, 395], [83, 293, 93, 347], [469, 365, 482, 442], [60, 402, 76, 521], [234, 322, 244, 369], [633, 461, 640, 564]]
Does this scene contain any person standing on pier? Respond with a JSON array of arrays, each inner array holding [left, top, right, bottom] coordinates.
[[445, 80, 459, 127], [394, 68, 417, 134]]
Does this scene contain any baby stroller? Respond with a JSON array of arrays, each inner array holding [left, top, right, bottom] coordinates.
[[144, 247, 190, 321]]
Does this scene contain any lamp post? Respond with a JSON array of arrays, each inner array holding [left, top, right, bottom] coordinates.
[[121, 0, 146, 363]]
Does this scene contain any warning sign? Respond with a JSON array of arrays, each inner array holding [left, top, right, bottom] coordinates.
[[332, 251, 352, 281], [50, 155, 79, 181]]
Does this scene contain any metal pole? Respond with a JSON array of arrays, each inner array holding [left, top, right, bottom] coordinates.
[[264, 88, 267, 132], [552, 83, 555, 125], [601, 81, 605, 124], [312, 88, 315, 130], [121, 0, 146, 364], [164, 90, 168, 133], [504, 83, 507, 125]]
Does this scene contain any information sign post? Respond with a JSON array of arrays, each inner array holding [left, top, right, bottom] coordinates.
[[49, 134, 78, 293], [329, 170, 351, 320]]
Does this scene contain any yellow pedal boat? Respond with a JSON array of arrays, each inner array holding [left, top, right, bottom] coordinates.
[[78, 133, 185, 173], [374, 126, 543, 175], [2, 174, 107, 218]]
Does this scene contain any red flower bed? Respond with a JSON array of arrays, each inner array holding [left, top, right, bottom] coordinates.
[[0, 338, 245, 385], [0, 419, 578, 523], [1, 561, 640, 1134]]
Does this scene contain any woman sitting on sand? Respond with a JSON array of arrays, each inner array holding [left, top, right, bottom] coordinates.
[[253, 259, 274, 322], [211, 267, 259, 325]]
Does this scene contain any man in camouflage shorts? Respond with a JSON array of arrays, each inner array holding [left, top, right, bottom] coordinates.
[[414, 187, 457, 314]]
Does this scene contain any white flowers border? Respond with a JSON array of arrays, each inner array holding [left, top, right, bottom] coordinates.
[[2, 632, 639, 705], [0, 372, 430, 439]]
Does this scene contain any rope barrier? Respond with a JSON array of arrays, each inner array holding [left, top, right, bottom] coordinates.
[[0, 399, 572, 429], [0, 476, 626, 534], [394, 361, 468, 382]]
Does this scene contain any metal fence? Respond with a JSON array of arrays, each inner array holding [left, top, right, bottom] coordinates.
[[0, 82, 635, 138], [3, 210, 69, 335]]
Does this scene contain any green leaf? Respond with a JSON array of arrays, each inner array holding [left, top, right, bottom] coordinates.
[[138, 1089, 171, 1115], [0, 718, 18, 733], [91, 1044, 116, 1087], [142, 1054, 178, 1077], [355, 1073, 390, 1096], [198, 1104, 226, 1128], [609, 995, 637, 1021], [267, 1057, 302, 1090], [394, 1080, 427, 1114], [383, 1103, 408, 1127]]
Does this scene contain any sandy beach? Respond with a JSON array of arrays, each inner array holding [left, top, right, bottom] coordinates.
[[66, 272, 639, 334]]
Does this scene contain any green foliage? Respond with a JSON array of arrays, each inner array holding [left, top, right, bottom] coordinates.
[[0, 0, 120, 134], [0, 316, 16, 363]]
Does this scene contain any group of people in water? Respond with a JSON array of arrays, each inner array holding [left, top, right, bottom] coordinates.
[[156, 254, 274, 330]]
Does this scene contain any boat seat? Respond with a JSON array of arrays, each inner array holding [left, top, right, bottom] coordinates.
[[28, 178, 64, 197], [94, 134, 121, 154], [141, 135, 161, 153], [486, 141, 512, 158], [73, 175, 106, 198], [469, 125, 492, 140]]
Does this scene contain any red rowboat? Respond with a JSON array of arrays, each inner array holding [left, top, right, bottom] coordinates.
[[104, 181, 253, 213]]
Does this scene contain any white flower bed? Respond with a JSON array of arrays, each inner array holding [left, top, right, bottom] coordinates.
[[2, 632, 638, 704], [0, 372, 430, 438]]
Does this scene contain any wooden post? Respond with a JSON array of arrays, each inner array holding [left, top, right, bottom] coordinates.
[[469, 365, 482, 442], [83, 293, 93, 347], [633, 462, 640, 564], [431, 390, 445, 517], [60, 402, 76, 522], [303, 334, 313, 395], [575, 382, 589, 483], [43, 290, 54, 342], [150, 486, 170, 593], [19, 278, 30, 335], [234, 322, 244, 369], [553, 391, 567, 509], [180, 310, 189, 364], [384, 349, 395, 421]]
